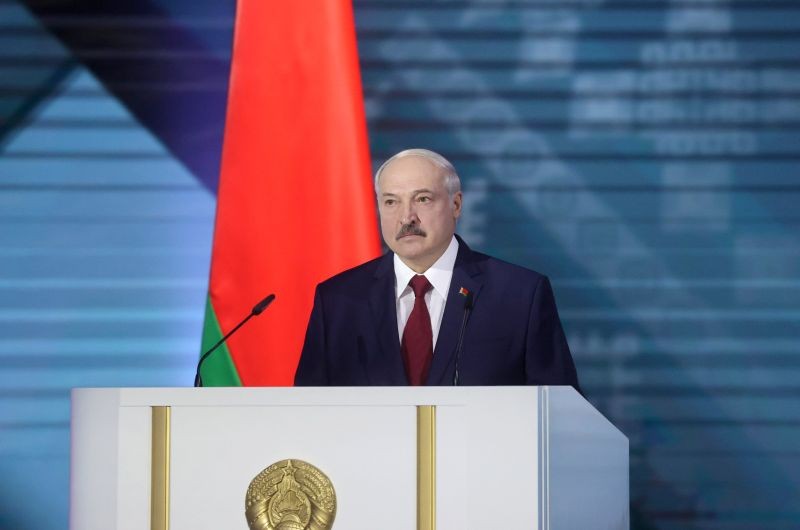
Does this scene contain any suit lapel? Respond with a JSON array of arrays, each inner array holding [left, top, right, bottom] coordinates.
[[426, 238, 484, 385], [367, 253, 408, 385]]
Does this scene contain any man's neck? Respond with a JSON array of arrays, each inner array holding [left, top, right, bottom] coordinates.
[[400, 257, 436, 274]]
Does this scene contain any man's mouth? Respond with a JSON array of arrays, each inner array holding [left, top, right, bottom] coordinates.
[[396, 224, 426, 240]]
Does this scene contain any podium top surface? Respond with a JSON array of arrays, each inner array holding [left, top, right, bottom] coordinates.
[[71, 386, 625, 441], [72, 385, 550, 407]]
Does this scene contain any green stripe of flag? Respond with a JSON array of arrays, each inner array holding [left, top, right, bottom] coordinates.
[[199, 296, 242, 386]]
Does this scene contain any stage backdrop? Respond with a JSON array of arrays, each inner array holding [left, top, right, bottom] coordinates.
[[1, 1, 799, 529]]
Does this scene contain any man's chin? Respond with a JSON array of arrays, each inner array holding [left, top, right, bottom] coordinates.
[[390, 239, 427, 258], [395, 236, 428, 254]]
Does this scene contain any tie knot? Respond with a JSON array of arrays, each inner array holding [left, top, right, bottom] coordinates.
[[409, 275, 432, 298]]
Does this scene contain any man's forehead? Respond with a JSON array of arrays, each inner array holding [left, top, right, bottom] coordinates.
[[379, 156, 446, 188]]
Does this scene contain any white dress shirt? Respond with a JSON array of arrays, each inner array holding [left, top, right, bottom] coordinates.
[[394, 236, 459, 349]]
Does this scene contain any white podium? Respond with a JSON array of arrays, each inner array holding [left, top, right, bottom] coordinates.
[[70, 386, 628, 530]]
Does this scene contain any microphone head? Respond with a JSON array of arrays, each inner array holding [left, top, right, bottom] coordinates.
[[458, 286, 474, 309], [252, 293, 276, 315]]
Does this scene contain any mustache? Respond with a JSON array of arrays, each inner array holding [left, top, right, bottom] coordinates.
[[396, 223, 426, 240]]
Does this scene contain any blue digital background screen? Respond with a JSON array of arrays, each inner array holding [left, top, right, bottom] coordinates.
[[1, 1, 799, 529]]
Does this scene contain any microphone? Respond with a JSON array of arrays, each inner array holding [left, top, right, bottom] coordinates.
[[452, 290, 473, 386], [194, 293, 276, 387]]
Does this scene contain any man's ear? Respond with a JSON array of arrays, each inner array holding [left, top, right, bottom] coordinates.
[[452, 191, 463, 219]]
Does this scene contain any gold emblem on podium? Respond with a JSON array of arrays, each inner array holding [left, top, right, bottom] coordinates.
[[245, 459, 336, 530]]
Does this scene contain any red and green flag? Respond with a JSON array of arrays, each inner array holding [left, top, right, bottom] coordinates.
[[200, 1, 381, 386]]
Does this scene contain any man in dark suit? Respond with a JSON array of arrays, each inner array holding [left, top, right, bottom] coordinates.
[[295, 149, 579, 388]]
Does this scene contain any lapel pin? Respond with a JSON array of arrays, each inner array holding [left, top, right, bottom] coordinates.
[[458, 287, 470, 296]]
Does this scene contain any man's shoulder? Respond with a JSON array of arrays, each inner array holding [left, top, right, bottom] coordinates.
[[466, 247, 548, 284], [316, 253, 388, 292]]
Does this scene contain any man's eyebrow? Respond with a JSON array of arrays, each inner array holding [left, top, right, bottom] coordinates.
[[380, 188, 435, 197]]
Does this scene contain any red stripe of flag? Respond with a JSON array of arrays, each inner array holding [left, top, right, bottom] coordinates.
[[201, 1, 381, 386]]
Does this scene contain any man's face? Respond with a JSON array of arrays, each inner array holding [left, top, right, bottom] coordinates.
[[377, 155, 462, 272]]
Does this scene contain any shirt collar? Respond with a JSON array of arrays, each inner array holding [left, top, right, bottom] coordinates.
[[394, 235, 459, 299]]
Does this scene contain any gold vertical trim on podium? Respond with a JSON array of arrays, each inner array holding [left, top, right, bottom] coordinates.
[[151, 406, 171, 530], [417, 405, 436, 530]]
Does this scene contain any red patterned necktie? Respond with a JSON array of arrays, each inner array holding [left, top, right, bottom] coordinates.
[[401, 275, 434, 386]]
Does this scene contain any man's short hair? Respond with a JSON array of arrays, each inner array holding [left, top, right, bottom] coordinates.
[[374, 148, 461, 197]]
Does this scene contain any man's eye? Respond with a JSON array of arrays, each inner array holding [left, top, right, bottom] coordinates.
[[384, 199, 396, 206], [418, 196, 431, 203]]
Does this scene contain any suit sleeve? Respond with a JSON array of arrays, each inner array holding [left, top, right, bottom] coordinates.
[[294, 285, 329, 385], [525, 276, 581, 392]]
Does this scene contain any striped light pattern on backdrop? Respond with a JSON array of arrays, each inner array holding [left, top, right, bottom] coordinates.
[[1, 0, 800, 529]]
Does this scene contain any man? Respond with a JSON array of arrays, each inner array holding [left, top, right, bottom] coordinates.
[[294, 148, 579, 388]]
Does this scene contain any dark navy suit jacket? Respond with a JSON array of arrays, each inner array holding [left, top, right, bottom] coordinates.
[[294, 237, 579, 388]]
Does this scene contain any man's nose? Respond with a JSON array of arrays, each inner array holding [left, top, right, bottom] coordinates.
[[401, 203, 419, 224]]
